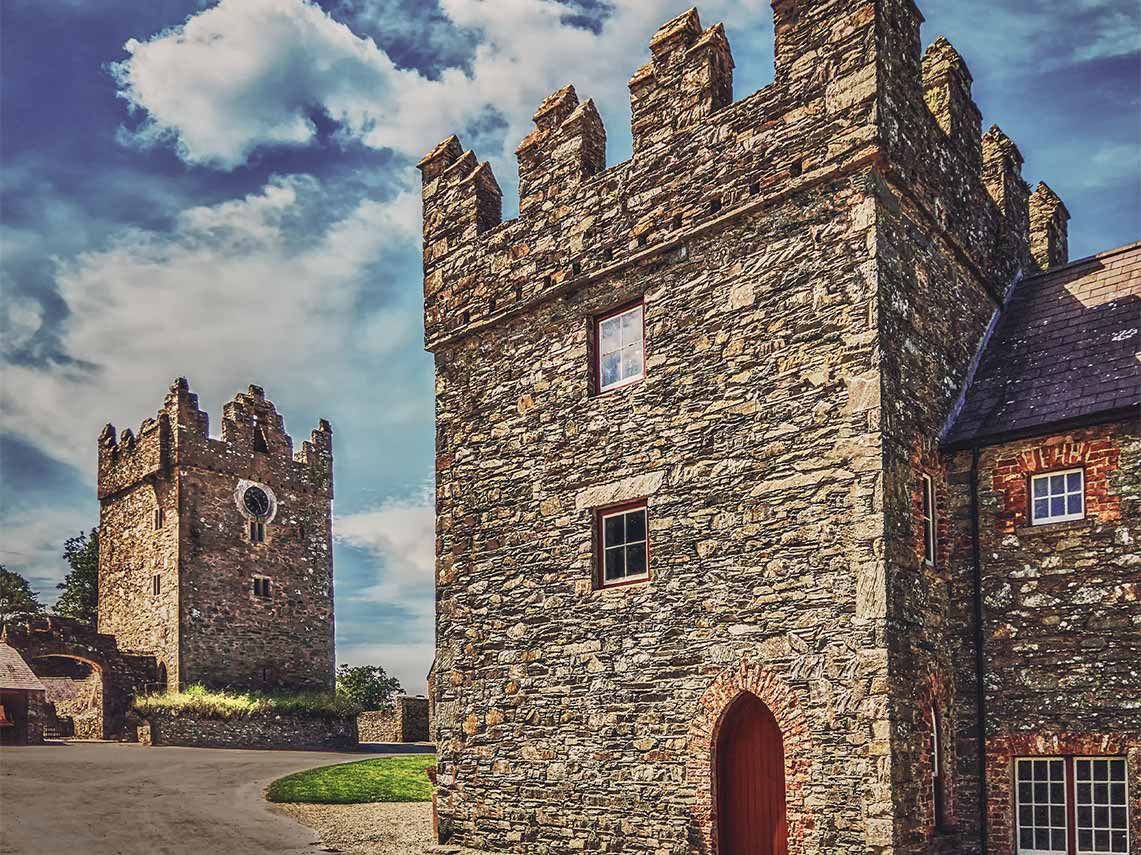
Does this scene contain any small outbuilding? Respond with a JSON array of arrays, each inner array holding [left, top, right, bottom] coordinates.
[[0, 641, 47, 745]]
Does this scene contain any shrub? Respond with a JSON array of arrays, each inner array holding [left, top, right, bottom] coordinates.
[[133, 684, 361, 721]]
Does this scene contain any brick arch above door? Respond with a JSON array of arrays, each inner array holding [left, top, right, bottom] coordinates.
[[687, 657, 813, 855]]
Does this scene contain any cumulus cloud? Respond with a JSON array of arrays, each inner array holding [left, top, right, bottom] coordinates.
[[335, 491, 435, 608], [1, 173, 422, 472], [109, 0, 770, 173], [0, 504, 96, 598]]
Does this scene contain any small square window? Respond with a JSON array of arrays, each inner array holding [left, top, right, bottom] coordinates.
[[595, 303, 645, 393], [1030, 468, 1084, 525], [253, 576, 272, 599], [596, 502, 649, 588], [921, 474, 936, 566]]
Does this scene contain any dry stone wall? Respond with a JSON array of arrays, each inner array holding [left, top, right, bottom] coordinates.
[[358, 696, 430, 743], [138, 711, 357, 751]]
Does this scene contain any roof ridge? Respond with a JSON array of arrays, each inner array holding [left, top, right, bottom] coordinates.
[[1020, 240, 1141, 283]]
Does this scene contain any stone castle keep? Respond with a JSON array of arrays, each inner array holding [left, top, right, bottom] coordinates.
[[97, 379, 335, 693], [422, 2, 1139, 854]]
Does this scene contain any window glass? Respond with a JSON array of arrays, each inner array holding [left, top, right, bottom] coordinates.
[[1031, 469, 1085, 525], [921, 475, 936, 565], [1075, 758, 1129, 854], [599, 505, 648, 586], [1016, 758, 1068, 853], [597, 305, 644, 391]]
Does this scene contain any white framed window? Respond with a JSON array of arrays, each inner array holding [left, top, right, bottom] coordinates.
[[1031, 468, 1084, 525], [1015, 757, 1130, 855], [596, 501, 649, 587], [1075, 758, 1129, 855], [921, 474, 936, 566], [596, 302, 644, 393], [1017, 757, 1068, 854]]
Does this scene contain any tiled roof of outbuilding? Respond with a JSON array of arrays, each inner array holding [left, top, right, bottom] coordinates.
[[945, 242, 1141, 448], [0, 642, 45, 692]]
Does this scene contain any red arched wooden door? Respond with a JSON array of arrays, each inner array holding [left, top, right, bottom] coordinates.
[[716, 692, 788, 855]]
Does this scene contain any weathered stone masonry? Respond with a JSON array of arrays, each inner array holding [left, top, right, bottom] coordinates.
[[423, 2, 1136, 854], [98, 379, 335, 693]]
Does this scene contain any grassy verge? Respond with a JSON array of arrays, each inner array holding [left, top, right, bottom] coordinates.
[[265, 755, 436, 804], [133, 684, 360, 720]]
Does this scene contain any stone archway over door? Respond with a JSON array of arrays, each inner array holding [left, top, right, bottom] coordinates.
[[716, 692, 788, 855]]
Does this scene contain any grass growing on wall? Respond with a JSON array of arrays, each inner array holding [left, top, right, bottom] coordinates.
[[133, 684, 360, 720], [265, 755, 436, 803]]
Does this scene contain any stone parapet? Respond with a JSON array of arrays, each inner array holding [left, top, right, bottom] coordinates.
[[139, 711, 358, 751]]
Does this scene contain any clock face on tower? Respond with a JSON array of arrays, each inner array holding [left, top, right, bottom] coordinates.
[[243, 486, 271, 518]]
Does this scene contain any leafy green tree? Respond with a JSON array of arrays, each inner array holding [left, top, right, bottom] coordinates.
[[0, 565, 45, 626], [336, 663, 403, 711], [55, 528, 99, 624]]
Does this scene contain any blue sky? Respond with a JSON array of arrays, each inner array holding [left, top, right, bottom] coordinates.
[[1, 0, 1137, 692]]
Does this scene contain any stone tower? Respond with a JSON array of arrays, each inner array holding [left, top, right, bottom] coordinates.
[[97, 379, 334, 693], [421, 1, 1084, 853]]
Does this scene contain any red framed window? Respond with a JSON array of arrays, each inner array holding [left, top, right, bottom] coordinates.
[[595, 301, 645, 393], [1015, 756, 1130, 854], [595, 500, 649, 588]]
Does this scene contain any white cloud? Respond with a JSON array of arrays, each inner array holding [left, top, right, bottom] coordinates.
[[0, 174, 421, 472], [335, 491, 435, 608], [110, 0, 769, 174], [335, 492, 436, 693], [0, 505, 96, 600]]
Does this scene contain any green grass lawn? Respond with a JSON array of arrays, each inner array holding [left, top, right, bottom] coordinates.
[[265, 755, 436, 804]]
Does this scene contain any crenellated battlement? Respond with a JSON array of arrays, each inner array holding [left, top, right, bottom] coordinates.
[[97, 378, 333, 500], [419, 1, 1071, 351]]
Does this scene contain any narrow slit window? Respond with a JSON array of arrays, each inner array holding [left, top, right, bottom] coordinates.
[[921, 474, 936, 566], [931, 707, 947, 831], [596, 303, 645, 393], [151, 574, 161, 597], [252, 416, 269, 453], [253, 576, 272, 599], [249, 520, 266, 543], [1031, 468, 1084, 525], [153, 508, 164, 530], [596, 502, 649, 588]]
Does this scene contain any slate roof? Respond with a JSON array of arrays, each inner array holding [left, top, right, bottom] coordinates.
[[945, 242, 1141, 448], [0, 642, 45, 692]]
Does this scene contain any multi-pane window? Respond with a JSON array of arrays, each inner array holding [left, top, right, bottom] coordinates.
[[1016, 757, 1130, 855], [250, 520, 266, 543], [1017, 758, 1068, 854], [1075, 758, 1128, 854], [597, 502, 648, 587], [253, 576, 272, 599], [596, 303, 644, 392], [1031, 468, 1084, 525], [151, 574, 161, 597], [921, 474, 936, 566]]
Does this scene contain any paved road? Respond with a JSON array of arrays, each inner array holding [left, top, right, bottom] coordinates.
[[0, 741, 425, 855]]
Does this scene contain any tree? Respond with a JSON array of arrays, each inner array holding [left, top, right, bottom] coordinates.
[[336, 664, 403, 711], [55, 528, 99, 624], [0, 565, 45, 626]]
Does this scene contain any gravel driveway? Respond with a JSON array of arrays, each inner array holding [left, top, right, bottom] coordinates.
[[273, 801, 435, 854], [0, 741, 427, 855]]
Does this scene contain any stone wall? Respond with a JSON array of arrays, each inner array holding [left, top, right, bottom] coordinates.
[[138, 711, 358, 751], [944, 423, 1141, 855], [98, 379, 335, 693], [423, 2, 1073, 854], [358, 696, 430, 743]]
